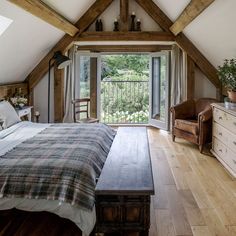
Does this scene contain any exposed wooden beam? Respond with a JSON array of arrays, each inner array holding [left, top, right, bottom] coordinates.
[[27, 0, 114, 90], [8, 0, 79, 36], [135, 0, 220, 88], [77, 45, 172, 52], [120, 0, 129, 31], [54, 67, 64, 122], [187, 55, 195, 99], [77, 31, 174, 42], [170, 0, 215, 36]]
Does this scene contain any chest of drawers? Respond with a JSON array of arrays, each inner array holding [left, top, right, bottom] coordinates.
[[211, 103, 236, 178]]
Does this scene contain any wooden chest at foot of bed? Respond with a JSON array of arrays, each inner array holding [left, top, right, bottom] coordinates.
[[95, 127, 154, 236], [96, 195, 150, 236]]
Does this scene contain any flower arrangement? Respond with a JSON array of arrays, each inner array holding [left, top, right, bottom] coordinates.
[[10, 97, 28, 108]]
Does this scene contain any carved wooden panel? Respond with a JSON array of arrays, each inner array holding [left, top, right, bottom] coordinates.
[[96, 195, 150, 236]]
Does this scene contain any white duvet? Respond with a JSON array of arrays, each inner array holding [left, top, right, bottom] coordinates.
[[0, 122, 96, 236]]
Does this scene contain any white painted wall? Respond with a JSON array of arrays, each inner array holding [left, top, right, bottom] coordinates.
[[194, 68, 217, 99], [34, 70, 54, 123]]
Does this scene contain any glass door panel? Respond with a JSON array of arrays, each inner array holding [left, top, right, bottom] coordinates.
[[149, 52, 170, 130], [75, 53, 99, 118]]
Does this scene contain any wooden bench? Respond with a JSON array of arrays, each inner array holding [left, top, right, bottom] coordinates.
[[95, 127, 154, 236]]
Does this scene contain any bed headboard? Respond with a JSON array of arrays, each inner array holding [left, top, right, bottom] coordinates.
[[0, 83, 28, 101]]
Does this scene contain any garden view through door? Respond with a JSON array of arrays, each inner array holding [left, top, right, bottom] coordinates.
[[100, 54, 150, 124], [77, 52, 170, 128]]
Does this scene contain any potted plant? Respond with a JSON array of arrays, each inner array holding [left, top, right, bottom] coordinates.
[[218, 59, 236, 102]]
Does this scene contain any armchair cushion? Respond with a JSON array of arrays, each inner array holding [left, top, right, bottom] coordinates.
[[170, 99, 196, 120], [175, 119, 199, 135]]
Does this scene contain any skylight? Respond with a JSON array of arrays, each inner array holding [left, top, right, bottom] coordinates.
[[0, 15, 13, 36]]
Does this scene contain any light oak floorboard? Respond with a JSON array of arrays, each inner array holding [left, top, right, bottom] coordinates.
[[148, 127, 236, 236]]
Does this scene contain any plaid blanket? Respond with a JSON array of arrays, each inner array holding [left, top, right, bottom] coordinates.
[[0, 123, 116, 211]]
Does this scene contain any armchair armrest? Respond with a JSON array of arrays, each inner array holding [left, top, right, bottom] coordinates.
[[198, 108, 212, 122], [170, 99, 195, 119]]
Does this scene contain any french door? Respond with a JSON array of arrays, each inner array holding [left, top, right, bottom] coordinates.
[[75, 52, 100, 118], [149, 52, 170, 130], [76, 51, 170, 129]]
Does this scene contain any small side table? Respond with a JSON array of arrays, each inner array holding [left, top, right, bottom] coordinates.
[[15, 106, 33, 121]]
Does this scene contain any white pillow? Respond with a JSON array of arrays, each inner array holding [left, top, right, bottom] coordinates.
[[0, 101, 21, 129]]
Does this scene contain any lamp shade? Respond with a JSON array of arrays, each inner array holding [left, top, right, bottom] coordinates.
[[53, 51, 71, 69]]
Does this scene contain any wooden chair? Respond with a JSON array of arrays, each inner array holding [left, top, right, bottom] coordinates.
[[72, 98, 99, 123], [170, 98, 217, 153]]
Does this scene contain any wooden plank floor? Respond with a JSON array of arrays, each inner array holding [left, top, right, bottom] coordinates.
[[0, 127, 236, 236], [148, 127, 236, 236]]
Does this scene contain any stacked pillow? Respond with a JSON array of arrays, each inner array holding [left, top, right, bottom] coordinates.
[[0, 101, 21, 129]]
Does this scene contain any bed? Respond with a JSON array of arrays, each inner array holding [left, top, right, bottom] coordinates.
[[0, 119, 116, 236], [0, 101, 154, 236]]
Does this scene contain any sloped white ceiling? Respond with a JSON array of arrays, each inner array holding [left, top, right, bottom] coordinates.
[[153, 0, 236, 67], [0, 0, 94, 84], [1, 0, 236, 84]]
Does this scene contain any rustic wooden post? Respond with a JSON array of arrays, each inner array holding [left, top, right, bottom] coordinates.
[[120, 0, 129, 31], [54, 67, 64, 123], [187, 55, 195, 99]]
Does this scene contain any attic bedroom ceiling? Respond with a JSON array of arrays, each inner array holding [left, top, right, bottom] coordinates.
[[0, 0, 236, 84]]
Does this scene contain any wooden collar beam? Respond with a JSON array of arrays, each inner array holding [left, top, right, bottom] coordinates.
[[77, 31, 174, 42], [77, 45, 172, 52], [8, 0, 79, 36], [170, 0, 215, 36]]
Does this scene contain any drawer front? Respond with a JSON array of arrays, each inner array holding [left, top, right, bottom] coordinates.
[[213, 108, 236, 134], [212, 137, 227, 161], [213, 123, 236, 153], [226, 148, 236, 173], [213, 137, 236, 176], [18, 108, 29, 117]]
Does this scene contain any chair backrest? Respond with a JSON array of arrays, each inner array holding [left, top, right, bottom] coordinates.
[[71, 98, 90, 122], [195, 98, 218, 115]]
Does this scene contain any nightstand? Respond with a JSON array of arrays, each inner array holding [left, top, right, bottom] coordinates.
[[15, 106, 33, 121]]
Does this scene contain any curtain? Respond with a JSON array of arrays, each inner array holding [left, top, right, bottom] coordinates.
[[170, 44, 187, 106], [63, 46, 76, 123]]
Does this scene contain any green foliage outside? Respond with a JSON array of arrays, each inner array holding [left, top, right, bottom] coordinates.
[[101, 54, 150, 123]]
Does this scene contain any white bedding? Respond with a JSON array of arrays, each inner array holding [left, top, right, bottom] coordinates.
[[0, 122, 96, 236]]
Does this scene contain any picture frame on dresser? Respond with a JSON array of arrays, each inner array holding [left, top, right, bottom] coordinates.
[[211, 103, 236, 178]]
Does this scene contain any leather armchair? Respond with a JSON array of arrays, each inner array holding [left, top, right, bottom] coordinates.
[[170, 98, 217, 153]]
